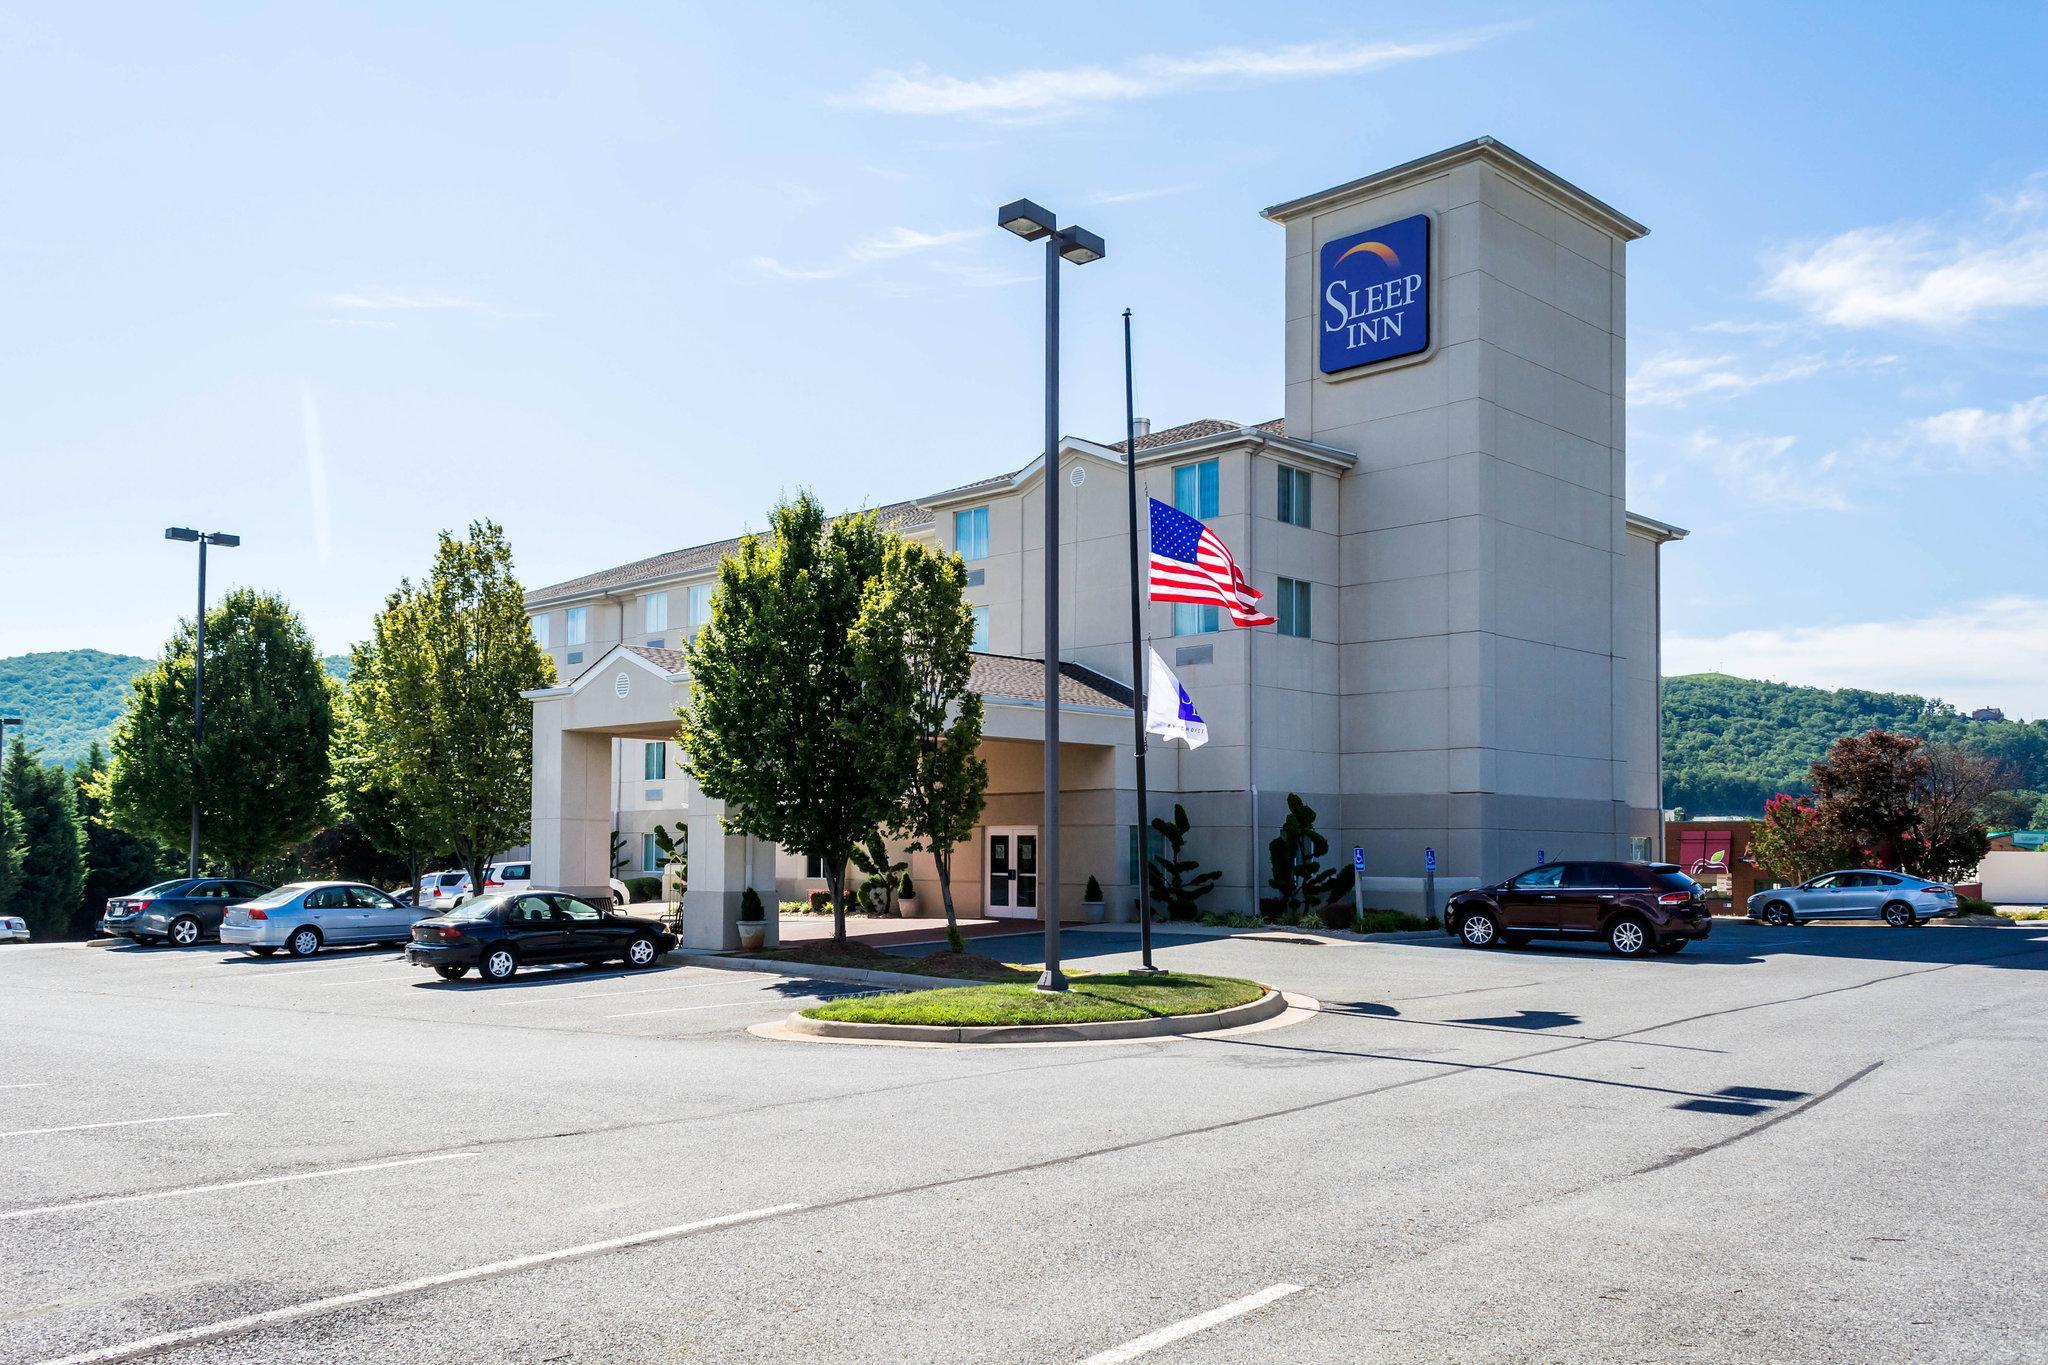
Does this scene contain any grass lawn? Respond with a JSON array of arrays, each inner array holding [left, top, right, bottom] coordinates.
[[801, 972, 1267, 1027], [734, 938, 1037, 982]]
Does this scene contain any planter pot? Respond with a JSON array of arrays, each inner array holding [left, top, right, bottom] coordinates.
[[1082, 899, 1106, 924], [737, 920, 768, 951], [898, 896, 921, 919]]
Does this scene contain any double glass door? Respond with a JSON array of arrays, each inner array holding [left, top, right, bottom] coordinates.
[[986, 828, 1038, 917]]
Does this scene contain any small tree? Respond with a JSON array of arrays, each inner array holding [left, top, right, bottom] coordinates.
[[2033, 791, 2048, 832], [850, 831, 907, 916], [681, 494, 904, 943], [1809, 730, 1928, 869], [854, 536, 987, 952], [1749, 793, 1859, 885], [1266, 793, 1340, 920], [609, 828, 630, 879], [1149, 804, 1221, 921], [74, 742, 176, 935], [352, 523, 554, 892], [103, 588, 334, 874], [650, 822, 688, 900], [1912, 743, 2002, 882], [4, 740, 86, 939], [332, 658, 439, 898]]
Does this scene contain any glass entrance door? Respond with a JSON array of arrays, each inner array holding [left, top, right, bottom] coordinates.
[[985, 828, 1038, 917]]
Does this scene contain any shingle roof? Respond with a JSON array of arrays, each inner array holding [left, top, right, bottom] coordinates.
[[623, 645, 689, 673], [528, 417, 1282, 605], [526, 499, 933, 603], [970, 653, 1132, 711]]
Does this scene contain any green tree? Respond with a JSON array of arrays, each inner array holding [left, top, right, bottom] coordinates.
[[1149, 803, 1221, 921], [1910, 742, 2000, 882], [4, 739, 86, 938], [332, 649, 442, 896], [1979, 788, 2042, 831], [351, 523, 554, 893], [0, 752, 21, 914], [854, 536, 987, 952], [1266, 793, 1339, 920], [680, 493, 903, 943], [103, 588, 334, 874], [1809, 730, 1928, 869], [2032, 792, 2048, 831], [74, 741, 176, 934]]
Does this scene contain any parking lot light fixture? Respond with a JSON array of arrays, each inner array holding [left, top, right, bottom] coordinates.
[[998, 197, 1105, 994], [165, 527, 240, 878]]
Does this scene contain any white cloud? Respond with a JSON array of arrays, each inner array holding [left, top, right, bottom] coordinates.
[[1763, 178, 2048, 329], [1671, 430, 1849, 512], [1666, 597, 2048, 718], [749, 226, 982, 282], [1909, 394, 2048, 464], [1087, 185, 1192, 206], [847, 30, 1508, 118], [1629, 350, 1896, 407]]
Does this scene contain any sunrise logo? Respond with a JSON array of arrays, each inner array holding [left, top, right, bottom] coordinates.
[[1332, 239, 1401, 270]]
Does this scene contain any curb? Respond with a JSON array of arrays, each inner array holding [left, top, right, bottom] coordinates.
[[783, 986, 1288, 1045], [668, 950, 962, 993]]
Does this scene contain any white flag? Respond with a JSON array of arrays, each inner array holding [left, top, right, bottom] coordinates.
[[1146, 649, 1209, 749]]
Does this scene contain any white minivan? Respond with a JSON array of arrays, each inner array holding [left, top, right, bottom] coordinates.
[[418, 870, 471, 911], [222, 881, 429, 957]]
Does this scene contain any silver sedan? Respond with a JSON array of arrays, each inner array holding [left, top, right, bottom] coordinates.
[[1747, 870, 1957, 927]]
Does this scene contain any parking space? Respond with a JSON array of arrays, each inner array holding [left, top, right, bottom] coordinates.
[[3, 922, 2044, 1362]]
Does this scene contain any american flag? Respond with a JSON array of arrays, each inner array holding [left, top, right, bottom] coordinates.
[[1148, 498, 1276, 627]]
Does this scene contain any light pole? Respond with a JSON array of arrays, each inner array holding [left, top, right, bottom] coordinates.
[[0, 715, 22, 764], [164, 527, 240, 878], [997, 198, 1105, 993]]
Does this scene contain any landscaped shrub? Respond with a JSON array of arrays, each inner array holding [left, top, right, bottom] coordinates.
[[1149, 804, 1221, 921], [1084, 875, 1103, 902], [623, 876, 661, 902], [1267, 793, 1339, 921], [808, 889, 832, 913], [739, 887, 765, 921], [779, 901, 809, 915], [1356, 908, 1435, 934], [1197, 911, 1263, 929], [1318, 901, 1353, 931], [899, 870, 916, 900]]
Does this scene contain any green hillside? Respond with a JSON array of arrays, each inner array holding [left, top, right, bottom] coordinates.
[[0, 649, 351, 770], [1663, 673, 2048, 816]]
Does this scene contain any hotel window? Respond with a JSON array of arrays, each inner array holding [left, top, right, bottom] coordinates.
[[805, 853, 826, 879], [954, 506, 990, 561], [686, 583, 713, 637], [1128, 824, 1166, 884], [1277, 466, 1312, 528], [643, 742, 666, 781], [1275, 578, 1312, 639], [530, 614, 550, 649], [565, 606, 588, 647], [1173, 602, 1219, 636], [970, 606, 990, 652], [642, 833, 662, 873], [644, 591, 668, 634], [1173, 459, 1218, 519]]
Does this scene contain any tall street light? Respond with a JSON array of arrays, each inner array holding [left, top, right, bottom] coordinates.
[[997, 198, 1106, 993], [0, 715, 23, 762], [164, 527, 240, 878]]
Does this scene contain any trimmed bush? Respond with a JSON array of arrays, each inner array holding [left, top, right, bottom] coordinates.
[[899, 870, 916, 900], [1318, 901, 1353, 931], [1084, 875, 1104, 903], [623, 876, 661, 903], [808, 889, 832, 913], [739, 887, 765, 921]]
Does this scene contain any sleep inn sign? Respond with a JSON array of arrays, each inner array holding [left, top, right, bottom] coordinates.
[[1319, 212, 1429, 373]]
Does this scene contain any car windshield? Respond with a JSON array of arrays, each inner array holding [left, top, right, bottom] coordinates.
[[437, 873, 466, 887], [1653, 870, 1700, 892], [455, 894, 512, 920], [245, 884, 312, 909], [133, 880, 189, 897]]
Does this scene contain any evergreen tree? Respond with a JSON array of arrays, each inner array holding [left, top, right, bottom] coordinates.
[[74, 741, 176, 935], [4, 739, 86, 938]]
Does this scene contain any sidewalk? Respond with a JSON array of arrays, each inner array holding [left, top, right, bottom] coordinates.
[[772, 914, 1017, 948]]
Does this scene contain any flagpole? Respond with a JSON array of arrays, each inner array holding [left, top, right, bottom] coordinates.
[[1122, 309, 1160, 973]]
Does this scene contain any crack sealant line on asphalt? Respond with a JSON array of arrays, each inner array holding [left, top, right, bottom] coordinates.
[[1636, 1060, 1884, 1176]]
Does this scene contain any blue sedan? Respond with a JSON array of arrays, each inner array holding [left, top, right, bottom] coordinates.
[[1747, 870, 1957, 927]]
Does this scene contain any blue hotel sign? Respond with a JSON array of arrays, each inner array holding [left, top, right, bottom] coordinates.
[[1318, 213, 1430, 375]]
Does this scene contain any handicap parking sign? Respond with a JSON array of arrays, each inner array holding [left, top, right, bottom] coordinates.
[[1425, 847, 1436, 872], [1352, 846, 1365, 872]]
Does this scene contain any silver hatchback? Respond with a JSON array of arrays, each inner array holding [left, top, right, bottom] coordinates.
[[220, 881, 431, 958], [1747, 869, 1957, 927]]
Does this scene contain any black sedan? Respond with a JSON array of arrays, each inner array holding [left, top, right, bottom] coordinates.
[[405, 890, 675, 983], [100, 877, 272, 946]]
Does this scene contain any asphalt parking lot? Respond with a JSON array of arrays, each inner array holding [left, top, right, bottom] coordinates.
[[3, 919, 2044, 1363]]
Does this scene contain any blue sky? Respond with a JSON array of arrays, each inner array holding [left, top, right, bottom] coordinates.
[[5, 3, 2046, 710]]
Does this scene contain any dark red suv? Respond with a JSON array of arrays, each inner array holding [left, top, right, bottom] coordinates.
[[1445, 861, 1711, 957]]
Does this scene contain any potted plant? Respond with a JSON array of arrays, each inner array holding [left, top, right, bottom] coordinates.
[[1083, 874, 1106, 922], [737, 887, 768, 951], [898, 870, 919, 918]]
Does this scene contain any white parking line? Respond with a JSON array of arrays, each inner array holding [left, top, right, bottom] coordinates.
[[490, 977, 719, 1005], [0, 1112, 230, 1139], [46, 1202, 805, 1364], [0, 1082, 48, 1090], [0, 1152, 479, 1220], [1077, 1284, 1303, 1364], [604, 999, 762, 1019]]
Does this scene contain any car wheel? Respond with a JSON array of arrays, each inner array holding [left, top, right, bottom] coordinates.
[[434, 964, 468, 981], [1652, 938, 1687, 955], [478, 945, 518, 983], [1500, 932, 1531, 948], [286, 926, 322, 958], [169, 915, 202, 947], [624, 935, 659, 969], [1882, 901, 1916, 928], [612, 891, 625, 908], [1763, 902, 1794, 927], [1607, 916, 1652, 957], [251, 947, 277, 958], [1457, 910, 1499, 948]]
